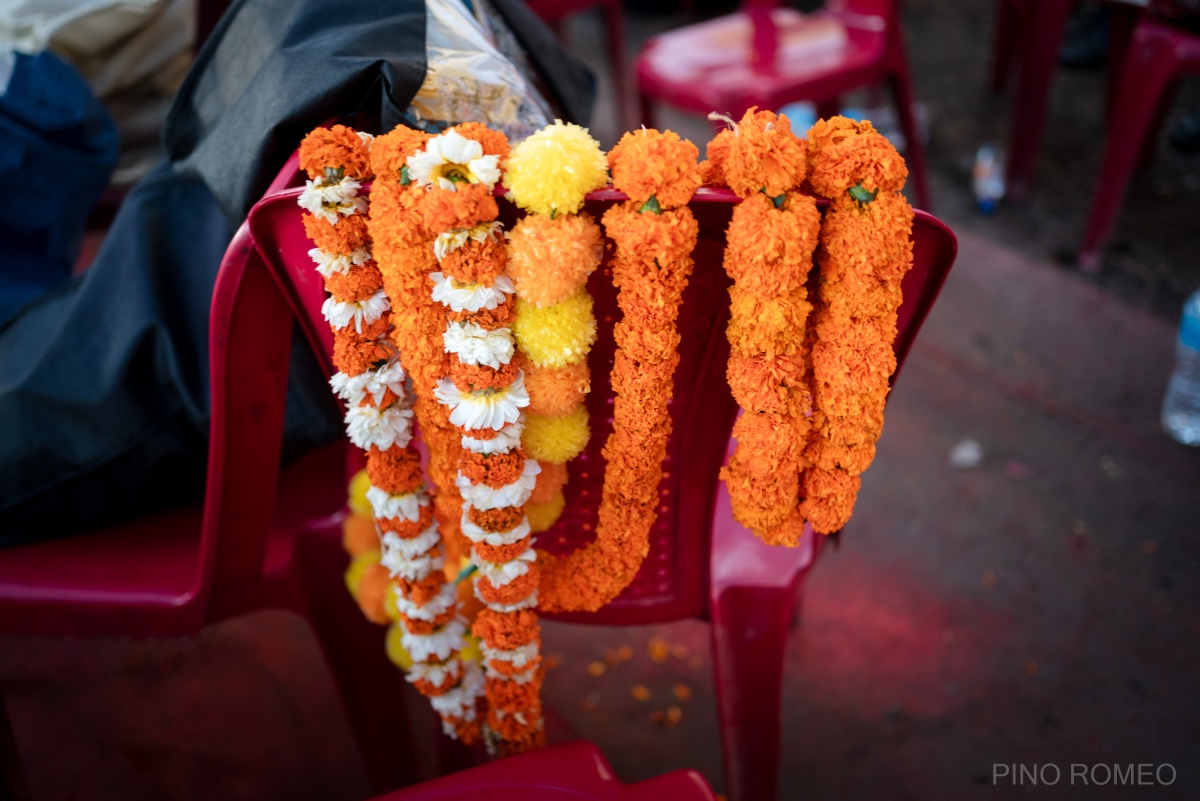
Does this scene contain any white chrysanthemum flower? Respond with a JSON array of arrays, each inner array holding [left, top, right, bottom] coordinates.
[[381, 539, 443, 581], [407, 657, 462, 688], [297, 177, 368, 224], [345, 404, 413, 450], [390, 581, 458, 622], [472, 547, 535, 587], [381, 522, 441, 563], [433, 372, 529, 431], [456, 458, 540, 510], [330, 361, 407, 407], [480, 640, 540, 667], [434, 221, 504, 261], [322, 288, 389, 334], [403, 616, 467, 664], [443, 322, 514, 369], [308, 246, 371, 278], [407, 129, 502, 191], [429, 272, 514, 314], [483, 662, 538, 684], [475, 585, 539, 612], [461, 512, 531, 546], [431, 661, 485, 722], [367, 485, 428, 522], [356, 131, 375, 147], [462, 418, 524, 454]]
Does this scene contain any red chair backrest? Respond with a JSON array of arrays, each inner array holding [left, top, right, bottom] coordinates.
[[247, 185, 956, 624]]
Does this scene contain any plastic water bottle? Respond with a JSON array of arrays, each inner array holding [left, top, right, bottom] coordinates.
[[1161, 288, 1200, 446], [972, 145, 1005, 214]]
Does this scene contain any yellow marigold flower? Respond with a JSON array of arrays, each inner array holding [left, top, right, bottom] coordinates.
[[607, 128, 701, 209], [522, 406, 589, 464], [344, 549, 381, 596], [512, 290, 597, 368], [503, 121, 608, 216], [385, 621, 414, 670], [506, 213, 604, 307], [527, 491, 566, 533], [348, 468, 373, 517]]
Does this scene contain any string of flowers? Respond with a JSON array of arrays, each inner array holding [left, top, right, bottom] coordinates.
[[360, 123, 486, 744], [407, 124, 547, 754], [799, 116, 914, 534], [538, 128, 702, 612], [502, 121, 608, 535], [703, 108, 822, 546]]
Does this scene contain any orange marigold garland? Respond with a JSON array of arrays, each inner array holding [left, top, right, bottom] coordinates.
[[705, 108, 822, 546], [503, 121, 608, 532], [408, 125, 545, 754], [358, 123, 487, 744], [800, 116, 914, 534], [538, 128, 702, 612]]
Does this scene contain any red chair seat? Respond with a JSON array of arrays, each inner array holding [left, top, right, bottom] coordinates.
[[376, 740, 717, 801]]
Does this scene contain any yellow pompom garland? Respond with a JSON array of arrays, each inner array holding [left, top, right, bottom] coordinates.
[[504, 121, 608, 537]]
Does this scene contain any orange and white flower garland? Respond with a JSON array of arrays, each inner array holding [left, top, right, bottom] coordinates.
[[407, 124, 546, 754]]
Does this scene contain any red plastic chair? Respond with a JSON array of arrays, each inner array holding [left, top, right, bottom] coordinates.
[[527, 0, 631, 130], [990, 0, 1145, 201], [633, 0, 932, 210], [372, 740, 716, 801], [248, 178, 957, 801], [0, 158, 421, 797], [1079, 9, 1200, 270]]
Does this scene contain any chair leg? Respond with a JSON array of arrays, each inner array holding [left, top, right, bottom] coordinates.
[[990, 0, 1018, 93], [1004, 0, 1071, 200], [888, 72, 932, 210], [710, 583, 796, 801], [0, 690, 29, 801], [1080, 24, 1178, 272], [602, 0, 632, 133], [294, 524, 421, 793]]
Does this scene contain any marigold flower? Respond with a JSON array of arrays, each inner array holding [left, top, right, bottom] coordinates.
[[370, 124, 431, 181], [719, 107, 808, 198], [299, 124, 372, 180], [519, 354, 590, 418], [506, 213, 603, 307], [511, 291, 597, 368], [503, 121, 609, 216], [421, 181, 499, 232], [527, 492, 566, 533], [522, 407, 589, 464], [529, 461, 568, 505], [367, 445, 426, 495], [607, 128, 701, 209]]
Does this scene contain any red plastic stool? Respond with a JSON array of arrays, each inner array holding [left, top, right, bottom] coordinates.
[[373, 740, 717, 801], [634, 0, 932, 210], [1079, 12, 1200, 271]]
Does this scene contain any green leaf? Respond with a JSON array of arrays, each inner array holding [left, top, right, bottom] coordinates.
[[454, 563, 478, 585], [639, 195, 662, 215], [849, 183, 878, 205], [399, 165, 411, 187]]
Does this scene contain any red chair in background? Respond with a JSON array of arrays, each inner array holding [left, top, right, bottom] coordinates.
[[372, 740, 716, 801], [527, 0, 631, 130], [634, 0, 932, 210], [248, 178, 957, 801], [0, 157, 421, 798], [1079, 7, 1200, 270], [989, 0, 1141, 201]]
